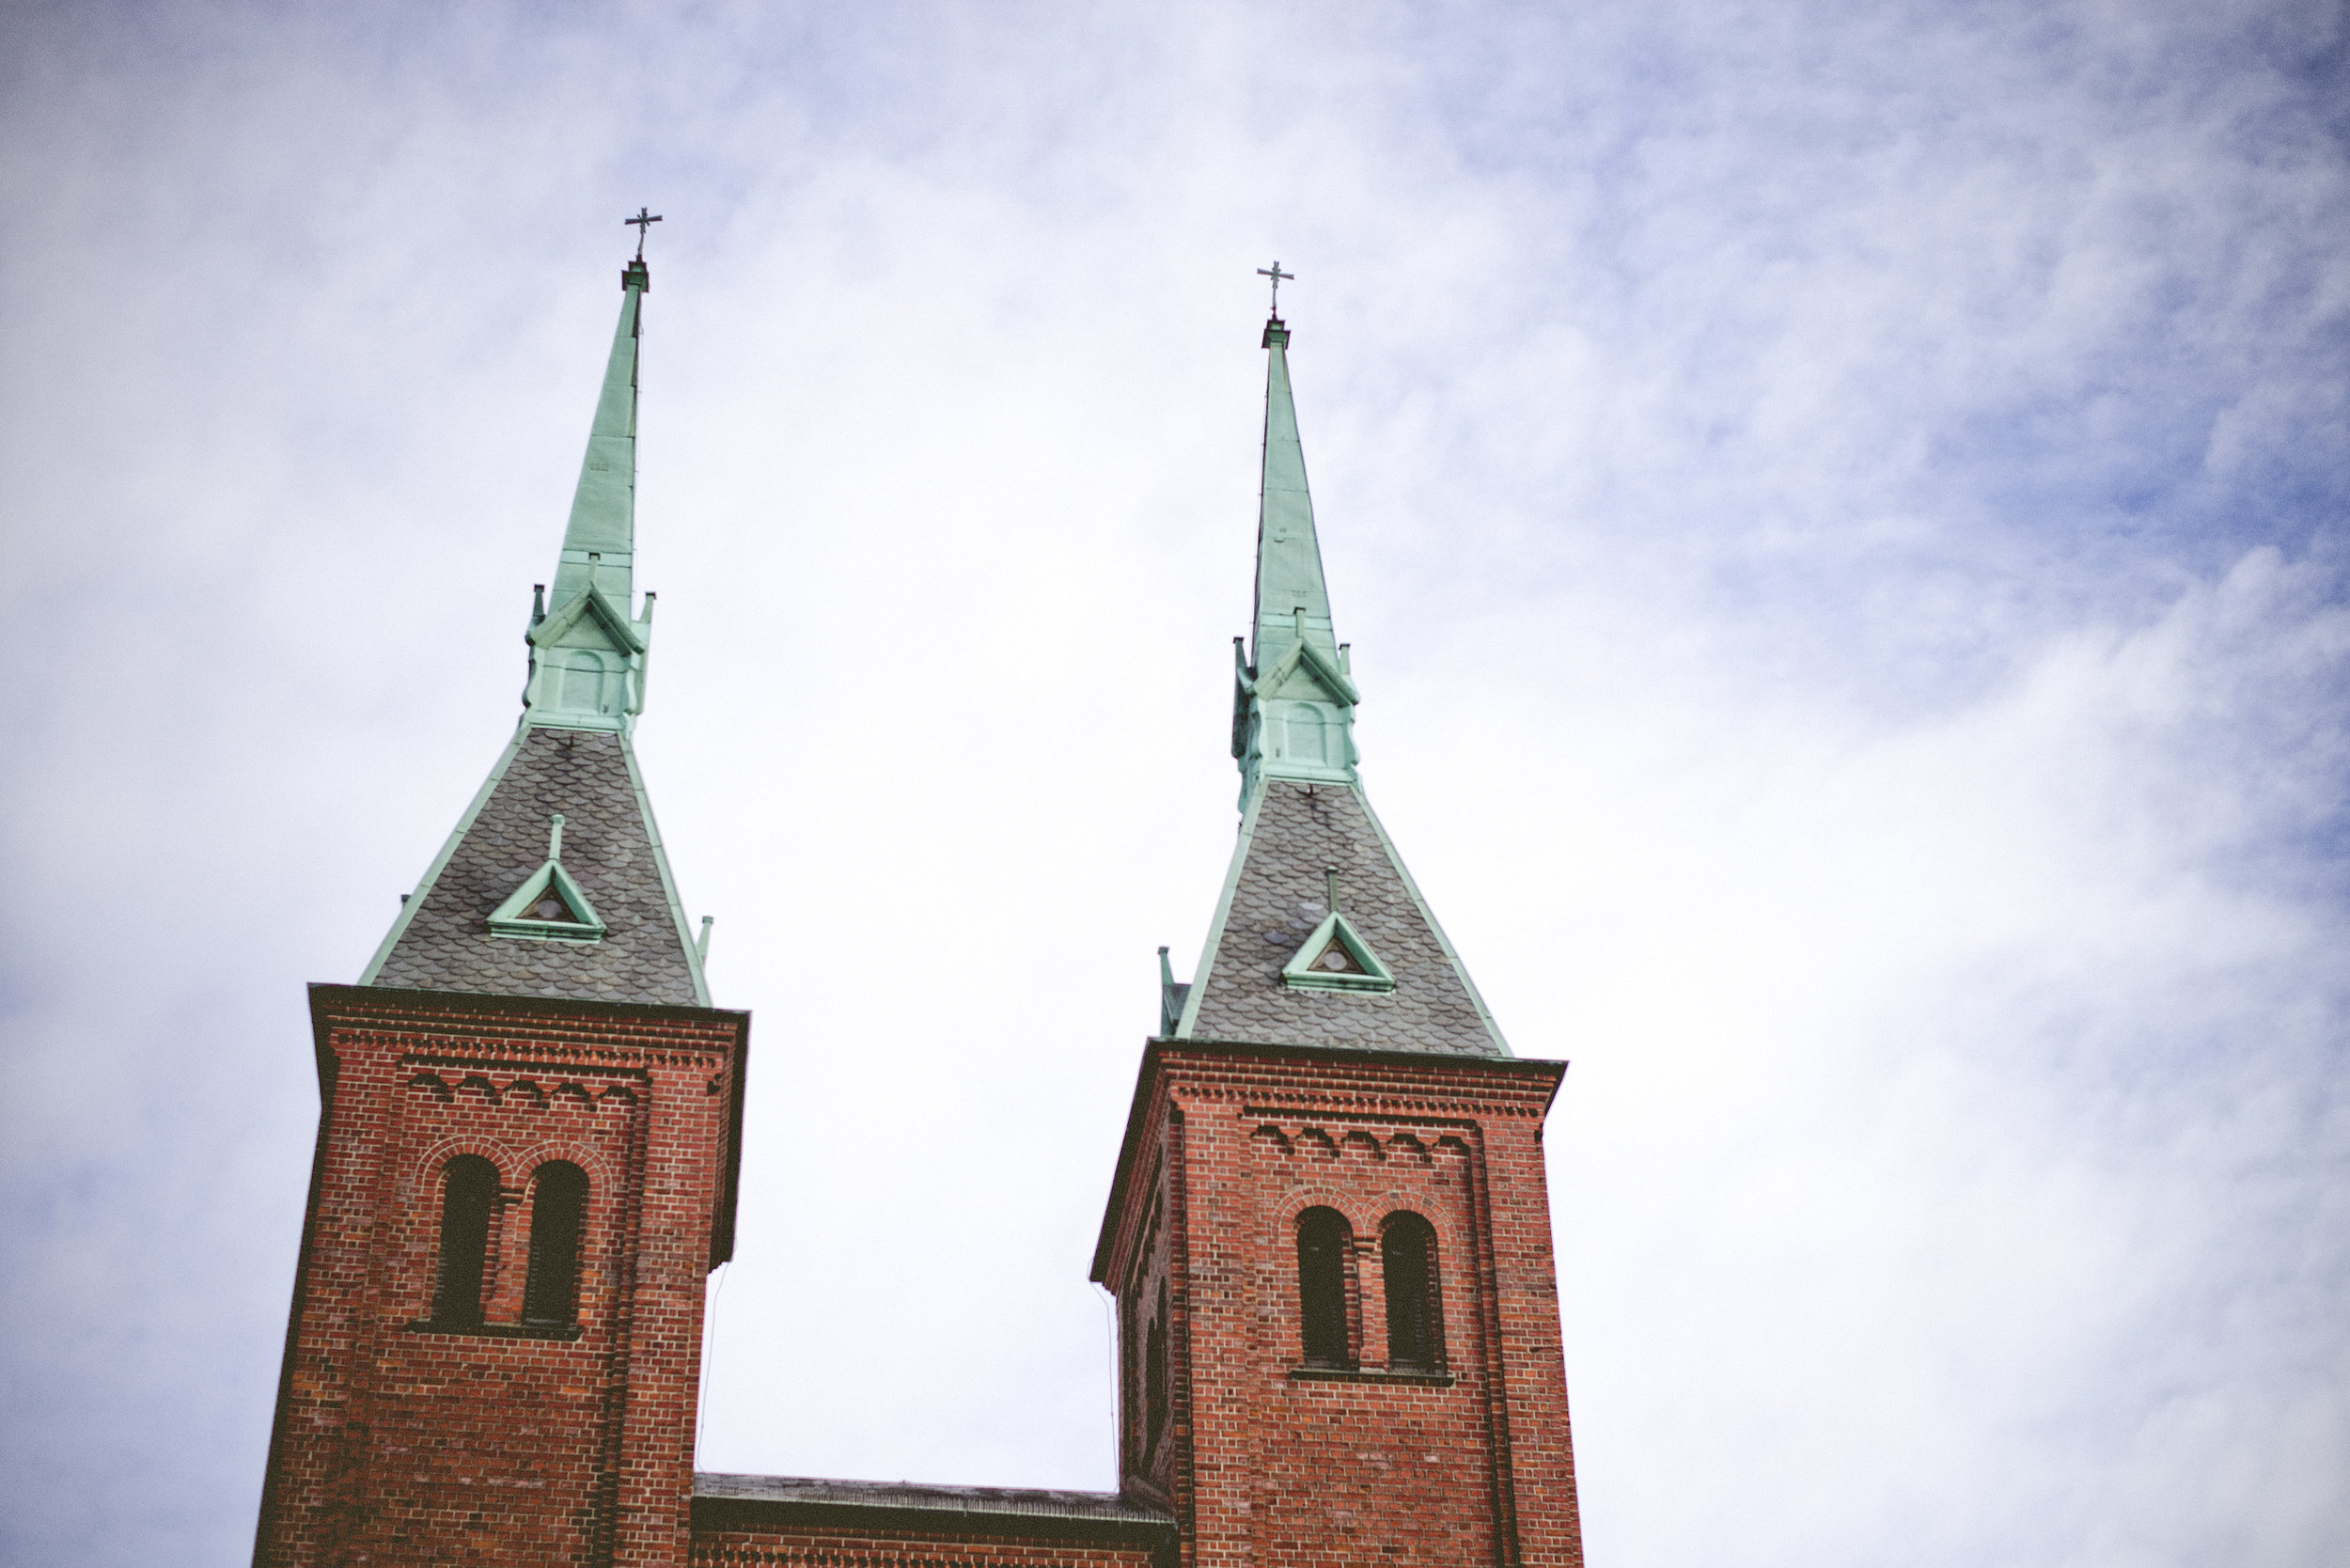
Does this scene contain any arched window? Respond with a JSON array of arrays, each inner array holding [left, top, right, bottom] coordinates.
[[1295, 1206, 1355, 1369], [521, 1161, 588, 1328], [431, 1155, 498, 1326], [1382, 1212, 1443, 1373]]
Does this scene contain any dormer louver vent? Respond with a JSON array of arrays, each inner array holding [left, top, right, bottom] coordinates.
[[1279, 910, 1394, 994], [487, 814, 606, 943]]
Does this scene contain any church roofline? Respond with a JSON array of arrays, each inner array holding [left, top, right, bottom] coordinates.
[[1089, 1035, 1567, 1285], [691, 1474, 1175, 1548]]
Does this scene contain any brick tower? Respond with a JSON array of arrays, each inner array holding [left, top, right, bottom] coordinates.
[[1090, 306, 1588, 1564], [254, 251, 750, 1568]]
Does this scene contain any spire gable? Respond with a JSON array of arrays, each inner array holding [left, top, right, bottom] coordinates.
[[1235, 319, 1361, 801], [527, 262, 655, 735]]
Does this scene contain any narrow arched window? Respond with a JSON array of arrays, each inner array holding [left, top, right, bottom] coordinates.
[[1382, 1212, 1442, 1373], [521, 1161, 588, 1328], [431, 1155, 498, 1326], [1296, 1206, 1354, 1369]]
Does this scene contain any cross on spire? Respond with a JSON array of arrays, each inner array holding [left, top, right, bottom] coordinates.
[[625, 207, 663, 260], [1257, 260, 1294, 318]]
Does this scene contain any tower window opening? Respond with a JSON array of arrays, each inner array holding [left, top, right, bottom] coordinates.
[[521, 1161, 588, 1328], [1382, 1212, 1443, 1373], [430, 1155, 499, 1327], [1296, 1206, 1355, 1370]]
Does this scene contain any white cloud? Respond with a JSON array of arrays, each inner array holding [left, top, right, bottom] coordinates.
[[1, 3, 2342, 1563]]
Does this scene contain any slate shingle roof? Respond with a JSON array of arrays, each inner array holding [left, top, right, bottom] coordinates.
[[1184, 780, 1505, 1055], [368, 725, 701, 1005]]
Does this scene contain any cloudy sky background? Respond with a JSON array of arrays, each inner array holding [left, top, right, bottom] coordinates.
[[3, 2, 2345, 1563]]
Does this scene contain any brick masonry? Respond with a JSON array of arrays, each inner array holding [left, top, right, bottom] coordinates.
[[257, 1001, 1585, 1568], [253, 983, 749, 1568], [1092, 1041, 1586, 1567]]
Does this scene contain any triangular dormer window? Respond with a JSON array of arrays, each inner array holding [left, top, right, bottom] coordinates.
[[487, 815, 607, 942], [1280, 909, 1394, 994]]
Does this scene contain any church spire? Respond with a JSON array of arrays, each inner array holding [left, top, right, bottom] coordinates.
[[524, 258, 655, 731], [360, 247, 708, 1006], [1169, 289, 1506, 1056], [1232, 310, 1360, 800]]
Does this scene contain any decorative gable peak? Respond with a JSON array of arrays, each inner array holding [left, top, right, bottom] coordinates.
[[524, 559, 653, 730], [487, 815, 607, 942]]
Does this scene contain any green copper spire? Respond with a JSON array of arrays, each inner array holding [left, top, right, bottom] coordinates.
[[360, 249, 711, 1007], [1232, 314, 1359, 800], [1166, 295, 1509, 1056], [524, 259, 655, 732]]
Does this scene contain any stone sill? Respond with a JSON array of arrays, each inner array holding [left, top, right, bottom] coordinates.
[[1288, 1366, 1454, 1388], [402, 1319, 585, 1342]]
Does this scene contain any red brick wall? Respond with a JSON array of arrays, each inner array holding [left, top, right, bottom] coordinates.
[[1095, 1044, 1585, 1567], [255, 984, 748, 1568]]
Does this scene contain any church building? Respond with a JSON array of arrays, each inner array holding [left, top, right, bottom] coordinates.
[[252, 246, 1589, 1567]]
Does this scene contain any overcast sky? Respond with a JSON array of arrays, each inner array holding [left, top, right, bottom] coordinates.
[[3, 3, 2345, 1564]]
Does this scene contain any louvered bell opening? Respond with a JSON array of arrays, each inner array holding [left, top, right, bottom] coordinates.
[[431, 1155, 499, 1327], [1296, 1207, 1354, 1370], [522, 1162, 588, 1328]]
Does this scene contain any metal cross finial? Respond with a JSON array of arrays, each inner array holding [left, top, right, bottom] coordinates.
[[625, 206, 663, 260], [1257, 260, 1294, 317]]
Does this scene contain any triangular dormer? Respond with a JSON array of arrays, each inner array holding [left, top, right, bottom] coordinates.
[[1279, 910, 1394, 994], [486, 815, 607, 942]]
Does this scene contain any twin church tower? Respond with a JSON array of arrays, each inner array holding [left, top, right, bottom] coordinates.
[[254, 249, 1589, 1567]]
